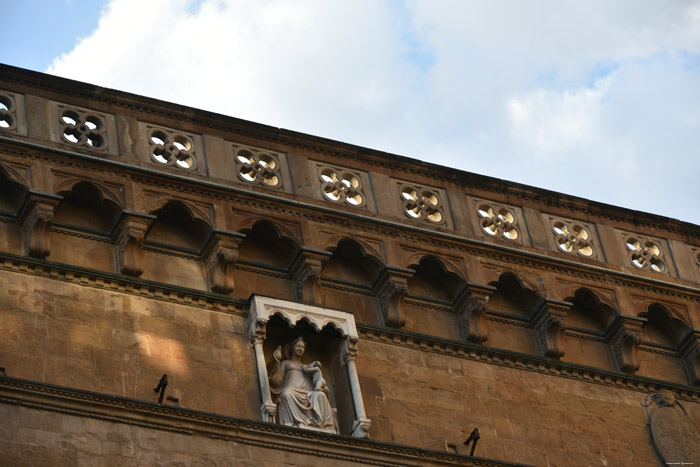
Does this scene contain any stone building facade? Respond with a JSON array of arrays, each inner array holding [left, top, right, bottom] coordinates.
[[0, 64, 699, 466]]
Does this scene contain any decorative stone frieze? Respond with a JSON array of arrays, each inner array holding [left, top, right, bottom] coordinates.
[[58, 107, 108, 150], [247, 296, 371, 438], [202, 230, 246, 294], [533, 299, 573, 359], [148, 126, 197, 170], [608, 315, 647, 373], [456, 283, 496, 343], [624, 235, 666, 273], [374, 266, 415, 328], [19, 191, 63, 259], [551, 219, 594, 257], [289, 247, 333, 303], [234, 146, 281, 188], [476, 203, 519, 241], [318, 165, 365, 207], [399, 184, 445, 224], [113, 211, 156, 277]]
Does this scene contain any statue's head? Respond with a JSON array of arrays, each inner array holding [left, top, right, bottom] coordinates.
[[284, 336, 307, 360]]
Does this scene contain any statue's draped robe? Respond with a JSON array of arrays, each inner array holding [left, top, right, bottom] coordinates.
[[270, 360, 337, 432]]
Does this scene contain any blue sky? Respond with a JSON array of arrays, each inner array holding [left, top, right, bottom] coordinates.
[[3, 1, 106, 72], [3, 0, 700, 225]]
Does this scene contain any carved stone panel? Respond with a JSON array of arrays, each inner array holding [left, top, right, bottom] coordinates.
[[643, 390, 700, 465], [49, 101, 119, 154]]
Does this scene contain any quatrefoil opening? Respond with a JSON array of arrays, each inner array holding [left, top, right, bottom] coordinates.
[[553, 221, 593, 257], [0, 94, 16, 131], [149, 130, 196, 169], [320, 168, 363, 206], [625, 237, 666, 273], [400, 186, 443, 223], [236, 150, 280, 188], [478, 204, 518, 240], [60, 109, 106, 149]]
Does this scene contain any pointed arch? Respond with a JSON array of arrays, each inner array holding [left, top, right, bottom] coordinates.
[[236, 216, 302, 247], [0, 165, 28, 215], [639, 303, 690, 349], [564, 288, 618, 333], [237, 219, 300, 269], [320, 238, 384, 286], [145, 200, 213, 252], [54, 177, 124, 209], [53, 181, 122, 233], [406, 255, 466, 303]]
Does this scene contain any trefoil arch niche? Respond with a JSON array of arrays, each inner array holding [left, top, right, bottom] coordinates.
[[248, 295, 371, 438]]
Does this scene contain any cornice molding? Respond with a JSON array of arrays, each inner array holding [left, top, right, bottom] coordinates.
[[0, 376, 525, 467]]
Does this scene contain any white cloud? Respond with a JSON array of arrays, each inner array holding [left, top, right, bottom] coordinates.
[[48, 0, 700, 223]]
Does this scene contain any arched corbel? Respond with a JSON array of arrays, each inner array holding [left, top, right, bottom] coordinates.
[[533, 299, 573, 359], [113, 211, 156, 277], [19, 191, 63, 258], [456, 282, 496, 343], [374, 266, 415, 328], [289, 247, 333, 304], [679, 330, 700, 386], [607, 315, 646, 373], [203, 230, 246, 294]]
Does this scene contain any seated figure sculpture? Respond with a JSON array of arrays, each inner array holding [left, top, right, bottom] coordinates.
[[268, 337, 338, 433]]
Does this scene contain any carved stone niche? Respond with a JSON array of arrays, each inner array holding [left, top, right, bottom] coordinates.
[[248, 295, 371, 438]]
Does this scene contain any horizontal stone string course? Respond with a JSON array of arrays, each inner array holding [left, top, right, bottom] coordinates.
[[0, 377, 518, 467]]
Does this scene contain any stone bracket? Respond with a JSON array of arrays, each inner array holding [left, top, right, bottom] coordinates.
[[112, 211, 156, 277], [18, 190, 63, 259], [373, 266, 415, 328], [456, 282, 496, 343], [289, 247, 333, 304], [533, 299, 573, 359], [607, 315, 646, 373], [679, 330, 700, 386], [203, 230, 246, 294]]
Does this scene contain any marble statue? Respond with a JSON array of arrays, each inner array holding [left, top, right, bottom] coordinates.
[[268, 337, 338, 433]]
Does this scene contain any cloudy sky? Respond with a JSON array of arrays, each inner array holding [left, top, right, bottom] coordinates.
[[4, 0, 700, 224]]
